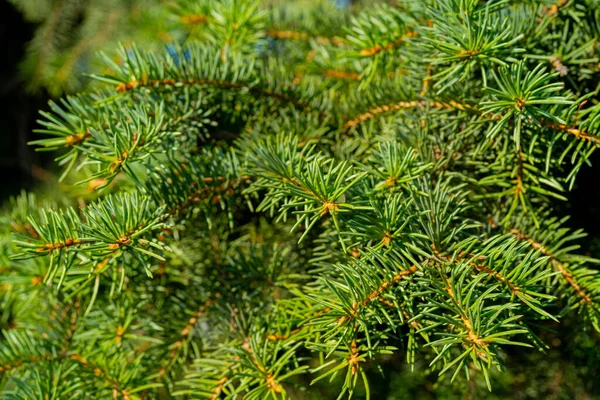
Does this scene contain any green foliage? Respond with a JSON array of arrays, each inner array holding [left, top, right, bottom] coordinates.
[[2, 0, 600, 398]]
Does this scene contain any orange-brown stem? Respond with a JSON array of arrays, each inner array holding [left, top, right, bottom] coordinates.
[[35, 238, 85, 253], [344, 99, 600, 147], [209, 377, 229, 400], [115, 78, 306, 109], [64, 131, 91, 147], [444, 278, 489, 350], [265, 29, 345, 46], [542, 0, 569, 17], [510, 229, 593, 304], [321, 69, 361, 80], [343, 100, 477, 129], [435, 250, 522, 294], [359, 31, 418, 56], [348, 340, 361, 375], [337, 265, 418, 325], [181, 15, 209, 25]]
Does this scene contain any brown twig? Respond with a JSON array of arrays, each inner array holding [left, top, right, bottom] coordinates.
[[115, 78, 307, 110], [265, 29, 345, 47], [343, 100, 476, 129], [435, 250, 522, 294], [359, 31, 418, 57], [347, 340, 361, 375], [181, 15, 209, 25], [444, 278, 489, 352], [509, 228, 593, 304], [343, 99, 600, 147], [337, 265, 418, 325], [541, 0, 569, 17], [241, 337, 283, 393]]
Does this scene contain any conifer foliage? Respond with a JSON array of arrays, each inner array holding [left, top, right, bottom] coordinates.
[[2, 0, 600, 398]]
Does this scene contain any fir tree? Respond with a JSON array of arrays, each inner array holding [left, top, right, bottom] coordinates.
[[2, 0, 600, 398]]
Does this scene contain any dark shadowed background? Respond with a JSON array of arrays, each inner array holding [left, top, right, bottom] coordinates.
[[0, 1, 42, 198]]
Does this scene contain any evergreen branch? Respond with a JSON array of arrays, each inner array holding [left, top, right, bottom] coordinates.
[[10, 193, 168, 292], [537, 120, 600, 145], [343, 99, 477, 129], [0, 307, 134, 397], [113, 77, 305, 109], [66, 354, 131, 396], [423, 265, 531, 389], [163, 175, 252, 218], [344, 94, 600, 148], [93, 43, 321, 114], [160, 298, 217, 374], [432, 239, 557, 321], [244, 341, 284, 394], [337, 265, 419, 325], [0, 330, 51, 374], [510, 228, 593, 304], [442, 277, 488, 352], [434, 250, 521, 295], [8, 0, 600, 397]]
